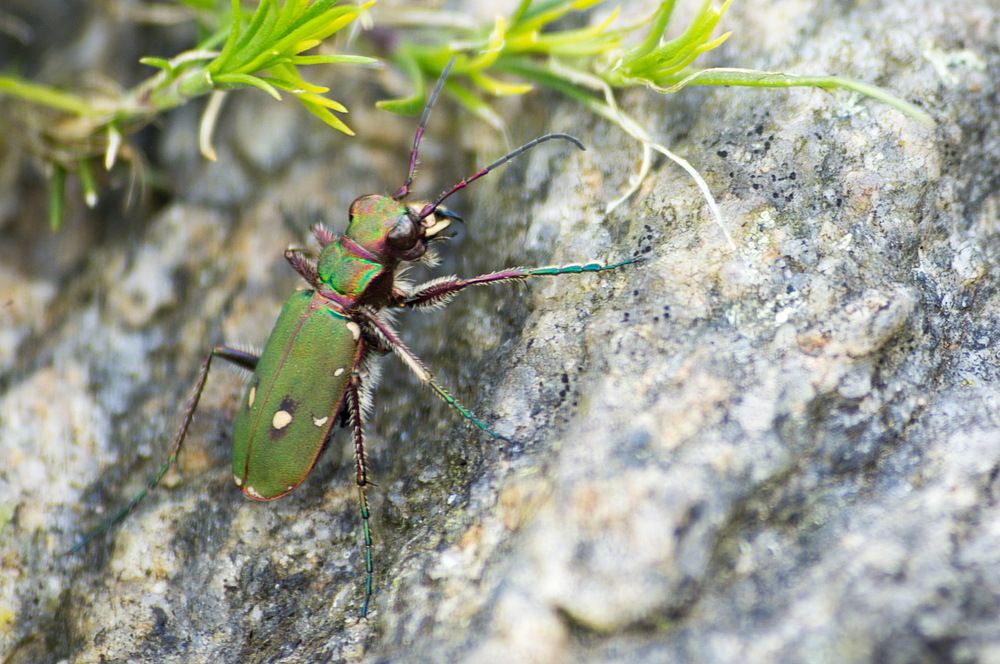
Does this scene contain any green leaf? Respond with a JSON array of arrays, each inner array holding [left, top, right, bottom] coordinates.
[[78, 158, 98, 208], [241, 8, 361, 76], [274, 5, 358, 54], [236, 0, 280, 57], [267, 62, 329, 92], [514, 0, 601, 35], [509, 0, 534, 26], [275, 0, 340, 44], [296, 91, 348, 113], [49, 164, 66, 232], [467, 70, 532, 96], [516, 7, 620, 55], [210, 0, 247, 74], [0, 76, 97, 116], [625, 0, 727, 76], [287, 54, 377, 65], [139, 56, 173, 72], [298, 95, 354, 134], [275, 0, 310, 37], [443, 80, 505, 132], [375, 52, 426, 115], [375, 96, 425, 114], [629, 0, 677, 61], [213, 73, 283, 99], [662, 69, 935, 126], [173, 0, 215, 8], [225, 0, 282, 73]]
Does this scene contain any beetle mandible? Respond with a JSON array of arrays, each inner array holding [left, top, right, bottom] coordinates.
[[71, 59, 641, 617]]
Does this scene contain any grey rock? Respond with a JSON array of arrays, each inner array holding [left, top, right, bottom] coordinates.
[[1, 0, 999, 663]]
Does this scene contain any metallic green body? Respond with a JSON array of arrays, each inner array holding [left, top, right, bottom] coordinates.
[[232, 290, 360, 500], [317, 195, 412, 302], [315, 241, 384, 299], [231, 194, 416, 502]]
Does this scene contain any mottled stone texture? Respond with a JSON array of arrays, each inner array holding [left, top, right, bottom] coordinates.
[[1, 0, 998, 662]]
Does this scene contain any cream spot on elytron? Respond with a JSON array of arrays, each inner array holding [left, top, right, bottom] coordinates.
[[313, 416, 329, 428], [248, 386, 256, 408], [233, 474, 243, 487], [346, 321, 361, 341], [246, 485, 265, 499], [272, 410, 293, 429], [334, 367, 345, 377]]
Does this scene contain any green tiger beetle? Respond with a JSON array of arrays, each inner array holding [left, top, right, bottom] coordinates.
[[70, 59, 641, 618]]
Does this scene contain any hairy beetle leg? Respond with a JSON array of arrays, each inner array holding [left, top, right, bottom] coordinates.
[[67, 345, 260, 554], [356, 308, 513, 444], [345, 372, 375, 618], [400, 257, 643, 310]]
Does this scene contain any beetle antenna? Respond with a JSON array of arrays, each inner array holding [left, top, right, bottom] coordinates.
[[417, 134, 585, 220], [393, 56, 457, 200]]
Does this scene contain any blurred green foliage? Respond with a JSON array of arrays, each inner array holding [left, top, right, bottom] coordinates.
[[0, 0, 933, 230]]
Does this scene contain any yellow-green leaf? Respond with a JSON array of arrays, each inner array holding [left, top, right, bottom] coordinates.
[[214, 73, 282, 99], [287, 54, 378, 65], [299, 96, 354, 135], [465, 17, 506, 71], [49, 164, 66, 232], [467, 71, 533, 96], [296, 91, 347, 113], [139, 57, 172, 72], [444, 80, 505, 133]]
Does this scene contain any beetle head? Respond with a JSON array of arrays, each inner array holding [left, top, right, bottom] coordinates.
[[346, 194, 451, 263]]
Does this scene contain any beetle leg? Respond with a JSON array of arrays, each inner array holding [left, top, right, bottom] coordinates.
[[355, 307, 513, 443], [398, 256, 644, 310], [285, 249, 321, 289], [346, 372, 369, 489], [310, 222, 337, 247], [345, 371, 375, 618], [67, 345, 259, 554]]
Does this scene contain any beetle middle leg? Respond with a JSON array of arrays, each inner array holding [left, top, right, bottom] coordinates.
[[355, 307, 512, 443]]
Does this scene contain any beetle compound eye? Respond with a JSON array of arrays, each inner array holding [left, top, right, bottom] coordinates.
[[386, 214, 419, 250]]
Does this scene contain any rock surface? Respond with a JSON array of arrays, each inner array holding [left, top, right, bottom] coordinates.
[[2, 0, 999, 663]]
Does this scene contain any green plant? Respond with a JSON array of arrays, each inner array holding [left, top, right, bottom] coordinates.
[[0, 0, 374, 230], [371, 0, 934, 225], [0, 0, 935, 232]]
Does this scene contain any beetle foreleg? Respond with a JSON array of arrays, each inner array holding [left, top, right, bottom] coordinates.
[[400, 256, 644, 310], [67, 345, 259, 554]]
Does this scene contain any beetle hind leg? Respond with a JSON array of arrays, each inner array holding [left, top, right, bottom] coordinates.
[[346, 373, 375, 618], [68, 345, 260, 554]]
